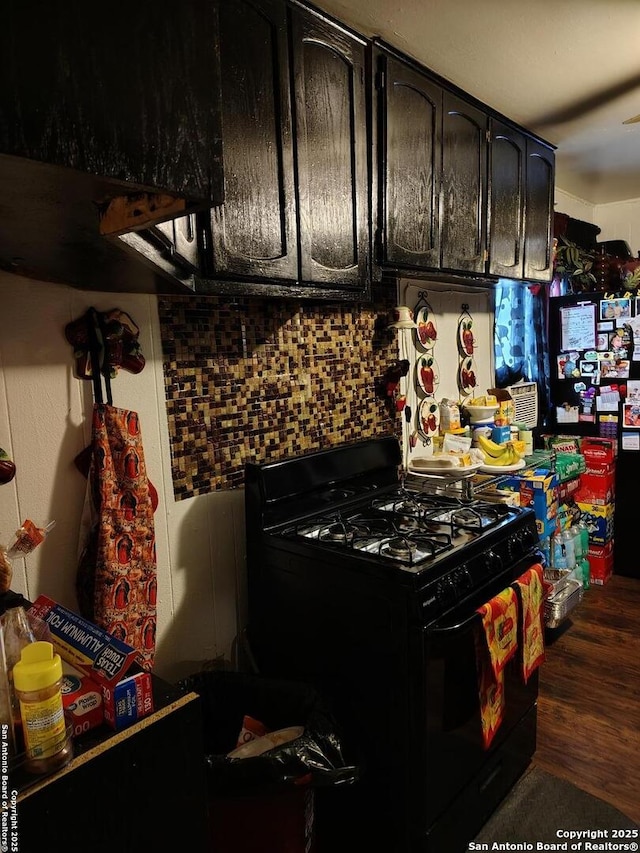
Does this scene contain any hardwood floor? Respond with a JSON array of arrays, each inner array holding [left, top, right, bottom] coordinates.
[[534, 573, 640, 824]]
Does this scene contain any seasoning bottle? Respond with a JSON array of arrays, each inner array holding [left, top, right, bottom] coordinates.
[[2, 606, 35, 751], [13, 641, 72, 774]]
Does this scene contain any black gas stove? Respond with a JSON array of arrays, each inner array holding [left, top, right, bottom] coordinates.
[[245, 436, 541, 852]]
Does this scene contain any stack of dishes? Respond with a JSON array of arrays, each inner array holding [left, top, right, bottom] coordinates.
[[463, 404, 499, 425]]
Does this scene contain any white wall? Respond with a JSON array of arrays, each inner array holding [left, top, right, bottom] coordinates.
[[594, 198, 640, 258], [555, 186, 640, 258], [0, 271, 245, 683], [396, 279, 494, 467], [554, 188, 596, 223]]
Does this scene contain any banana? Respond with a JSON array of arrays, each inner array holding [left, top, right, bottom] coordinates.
[[508, 439, 526, 458], [477, 433, 507, 459], [481, 446, 513, 466]]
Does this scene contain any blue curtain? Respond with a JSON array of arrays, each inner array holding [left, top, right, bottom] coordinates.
[[493, 279, 551, 426]]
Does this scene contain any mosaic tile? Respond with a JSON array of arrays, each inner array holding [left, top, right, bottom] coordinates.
[[158, 292, 400, 498]]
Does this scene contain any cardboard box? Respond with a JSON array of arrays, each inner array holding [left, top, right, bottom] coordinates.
[[542, 434, 581, 454], [557, 476, 581, 502], [574, 466, 615, 505], [61, 661, 104, 737], [487, 388, 514, 425], [576, 501, 615, 545], [29, 595, 154, 730], [501, 468, 559, 538], [580, 436, 617, 466], [587, 540, 614, 586], [105, 670, 154, 730], [554, 452, 586, 483], [491, 425, 511, 444]]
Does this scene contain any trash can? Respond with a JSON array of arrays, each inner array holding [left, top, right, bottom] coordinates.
[[180, 670, 358, 853]]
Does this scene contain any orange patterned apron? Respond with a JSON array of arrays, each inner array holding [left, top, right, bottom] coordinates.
[[76, 310, 157, 669]]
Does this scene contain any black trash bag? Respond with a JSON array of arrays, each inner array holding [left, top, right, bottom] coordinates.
[[179, 670, 359, 797]]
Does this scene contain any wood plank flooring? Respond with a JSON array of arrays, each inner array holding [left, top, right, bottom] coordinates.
[[534, 573, 640, 824]]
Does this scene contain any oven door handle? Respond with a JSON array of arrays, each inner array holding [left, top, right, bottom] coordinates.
[[427, 610, 480, 637]]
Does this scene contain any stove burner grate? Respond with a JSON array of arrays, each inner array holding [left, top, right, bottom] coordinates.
[[377, 531, 453, 564]]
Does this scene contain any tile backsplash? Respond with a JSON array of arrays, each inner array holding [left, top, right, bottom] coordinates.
[[158, 287, 398, 498]]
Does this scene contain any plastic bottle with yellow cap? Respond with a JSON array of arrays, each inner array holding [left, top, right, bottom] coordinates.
[[13, 641, 72, 774]]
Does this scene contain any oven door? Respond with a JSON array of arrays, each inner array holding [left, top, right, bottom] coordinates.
[[408, 556, 540, 847]]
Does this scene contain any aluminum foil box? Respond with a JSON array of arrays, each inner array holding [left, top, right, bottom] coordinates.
[[29, 595, 154, 730]]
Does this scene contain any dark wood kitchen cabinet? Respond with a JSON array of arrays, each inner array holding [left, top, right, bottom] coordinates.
[[0, 2, 222, 294], [488, 123, 555, 283], [204, 0, 370, 298], [373, 40, 554, 285], [488, 119, 526, 279], [440, 92, 489, 274], [1, 2, 221, 203], [374, 47, 442, 270], [16, 682, 208, 851], [523, 137, 555, 282]]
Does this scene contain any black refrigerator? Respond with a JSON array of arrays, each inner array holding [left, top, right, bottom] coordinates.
[[547, 291, 639, 577]]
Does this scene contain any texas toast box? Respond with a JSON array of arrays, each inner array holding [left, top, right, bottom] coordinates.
[[29, 595, 153, 730]]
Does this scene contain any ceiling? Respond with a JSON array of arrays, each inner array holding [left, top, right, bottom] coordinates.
[[318, 0, 640, 206]]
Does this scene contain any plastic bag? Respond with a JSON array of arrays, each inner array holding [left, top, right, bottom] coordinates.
[[179, 670, 358, 796]]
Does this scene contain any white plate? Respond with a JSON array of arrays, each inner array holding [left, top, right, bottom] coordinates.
[[409, 461, 483, 477], [414, 306, 437, 350], [416, 354, 440, 396], [478, 458, 526, 474], [458, 316, 476, 356], [457, 356, 478, 395], [417, 397, 440, 437]]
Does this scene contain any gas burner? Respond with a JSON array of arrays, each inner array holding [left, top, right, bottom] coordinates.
[[395, 514, 420, 533], [451, 507, 482, 528], [319, 520, 370, 544], [385, 537, 418, 560], [376, 531, 453, 564]]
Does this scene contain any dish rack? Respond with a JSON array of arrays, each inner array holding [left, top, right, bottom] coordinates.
[[543, 568, 584, 629], [405, 469, 478, 500]]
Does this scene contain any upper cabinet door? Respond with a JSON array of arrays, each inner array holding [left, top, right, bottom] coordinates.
[[523, 139, 555, 282], [290, 7, 369, 287], [209, 0, 298, 281], [375, 49, 442, 270], [441, 93, 488, 274], [488, 119, 526, 279], [0, 3, 221, 202]]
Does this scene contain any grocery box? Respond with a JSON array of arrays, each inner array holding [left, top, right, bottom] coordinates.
[[61, 661, 104, 737], [491, 425, 511, 444], [576, 501, 615, 545], [501, 468, 558, 538], [105, 669, 154, 731], [542, 434, 581, 454], [557, 476, 581, 502], [29, 595, 154, 730], [554, 452, 586, 483], [487, 388, 514, 425], [574, 467, 615, 505], [580, 436, 617, 466], [587, 540, 614, 586]]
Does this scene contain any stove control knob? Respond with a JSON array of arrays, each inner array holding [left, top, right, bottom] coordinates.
[[436, 578, 456, 606], [521, 525, 538, 549], [455, 566, 473, 592], [485, 550, 503, 575]]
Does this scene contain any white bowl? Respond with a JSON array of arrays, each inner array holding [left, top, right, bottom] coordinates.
[[464, 405, 499, 424]]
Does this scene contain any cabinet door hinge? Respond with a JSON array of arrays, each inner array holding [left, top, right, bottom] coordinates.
[[486, 129, 492, 143], [376, 68, 385, 90], [483, 248, 489, 263]]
